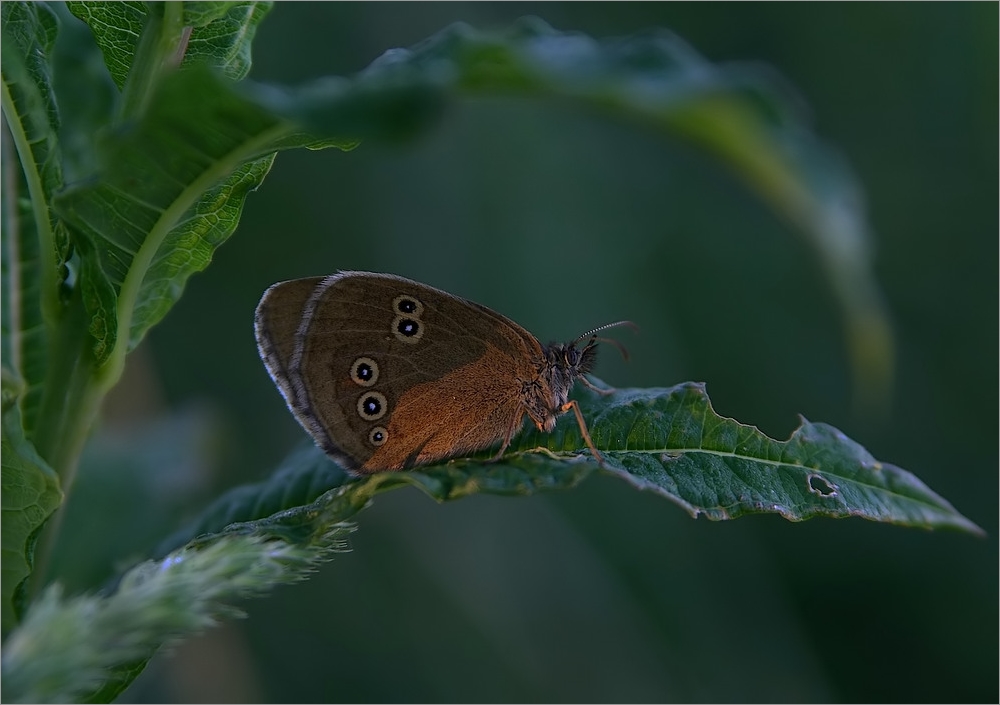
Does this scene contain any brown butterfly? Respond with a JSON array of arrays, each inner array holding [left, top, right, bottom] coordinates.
[[255, 271, 632, 474]]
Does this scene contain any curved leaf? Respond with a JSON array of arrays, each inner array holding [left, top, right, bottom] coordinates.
[[52, 2, 278, 368], [66, 1, 273, 89], [1, 3, 61, 171], [64, 2, 145, 91], [83, 378, 982, 699], [0, 1, 68, 435], [55, 16, 891, 400], [129, 153, 276, 345], [181, 2, 273, 81], [0, 181, 48, 436], [53, 68, 286, 365], [266, 18, 894, 410], [167, 382, 981, 557], [1, 409, 62, 638], [570, 383, 982, 532], [153, 441, 350, 558]]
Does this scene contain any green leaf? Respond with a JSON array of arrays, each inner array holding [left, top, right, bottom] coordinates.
[[49, 2, 118, 185], [51, 62, 356, 374], [53, 16, 890, 399], [64, 2, 146, 90], [1, 3, 60, 147], [168, 383, 981, 555], [66, 1, 273, 89], [54, 70, 282, 366], [91, 381, 978, 700], [1, 1, 69, 435], [265, 17, 894, 410], [180, 2, 273, 81], [1, 408, 63, 638], [572, 383, 983, 533], [0, 183, 45, 430], [154, 441, 351, 558], [129, 153, 277, 346], [80, 659, 149, 705], [1, 367, 26, 413]]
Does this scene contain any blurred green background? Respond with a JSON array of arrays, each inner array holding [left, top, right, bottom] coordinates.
[[90, 2, 995, 702]]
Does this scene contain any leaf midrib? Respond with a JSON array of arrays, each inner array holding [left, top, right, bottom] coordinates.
[[95, 120, 292, 390], [594, 445, 948, 510]]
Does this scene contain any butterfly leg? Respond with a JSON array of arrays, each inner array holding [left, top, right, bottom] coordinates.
[[560, 399, 606, 466], [579, 375, 615, 396], [489, 411, 525, 462], [489, 441, 511, 462]]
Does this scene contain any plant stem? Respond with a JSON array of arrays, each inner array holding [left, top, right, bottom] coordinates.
[[28, 1, 192, 594], [117, 2, 188, 123], [29, 287, 88, 463], [29, 317, 104, 597], [0, 55, 61, 329], [47, 341, 102, 492]]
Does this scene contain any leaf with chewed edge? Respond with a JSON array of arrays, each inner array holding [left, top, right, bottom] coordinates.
[[556, 382, 982, 533], [101, 379, 979, 704], [163, 382, 981, 559]]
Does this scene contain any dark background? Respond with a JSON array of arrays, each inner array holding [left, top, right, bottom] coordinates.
[[112, 3, 995, 702]]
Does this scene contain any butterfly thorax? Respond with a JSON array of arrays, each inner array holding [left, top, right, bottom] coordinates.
[[523, 340, 598, 432]]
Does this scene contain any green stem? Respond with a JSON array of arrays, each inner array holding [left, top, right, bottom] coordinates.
[[0, 68, 62, 345], [30, 2, 194, 583], [117, 2, 188, 122], [28, 297, 85, 464], [1, 52, 82, 470], [47, 332, 102, 490], [29, 327, 103, 596]]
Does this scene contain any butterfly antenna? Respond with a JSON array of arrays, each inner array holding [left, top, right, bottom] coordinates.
[[573, 320, 638, 362]]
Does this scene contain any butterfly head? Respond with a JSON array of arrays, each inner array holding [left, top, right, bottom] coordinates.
[[528, 321, 636, 432]]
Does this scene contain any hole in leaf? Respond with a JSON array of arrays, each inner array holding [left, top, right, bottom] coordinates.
[[807, 473, 837, 497]]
